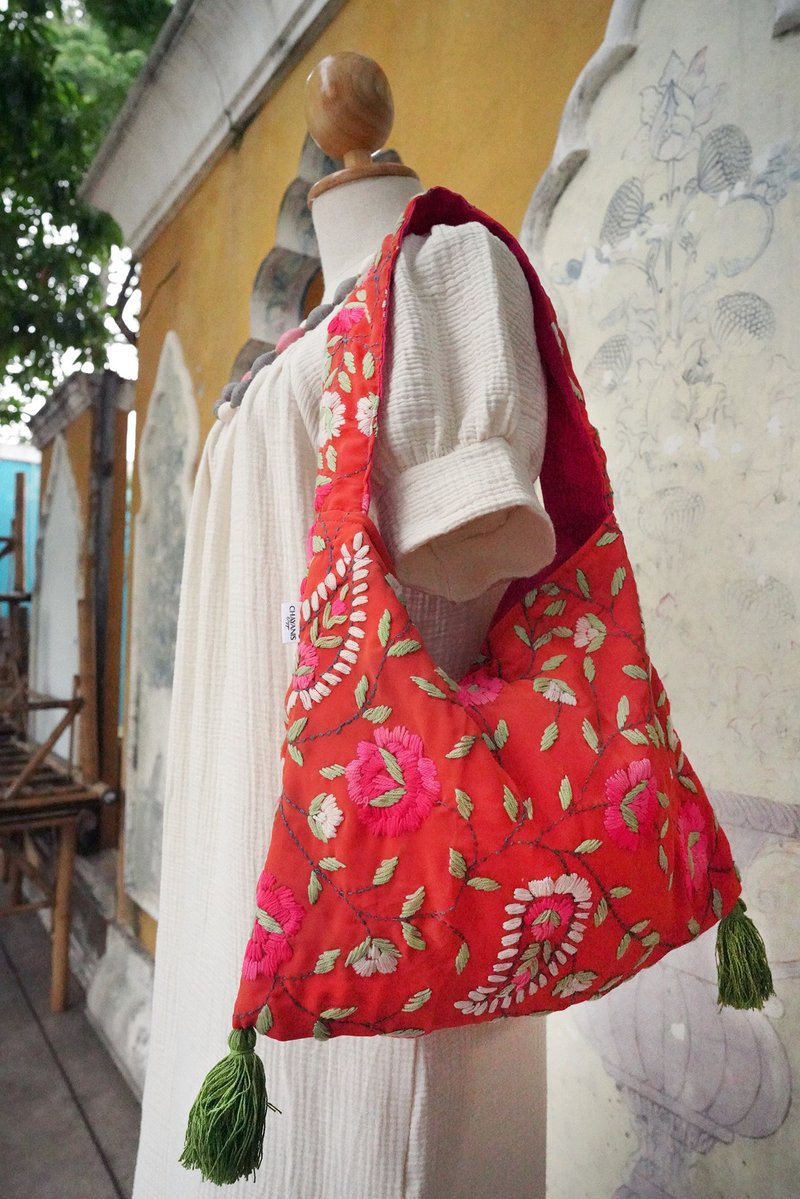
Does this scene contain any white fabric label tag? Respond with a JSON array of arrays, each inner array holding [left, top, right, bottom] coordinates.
[[281, 601, 299, 644]]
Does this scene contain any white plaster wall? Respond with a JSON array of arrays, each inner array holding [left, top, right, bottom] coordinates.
[[525, 2, 800, 1196], [29, 435, 82, 759]]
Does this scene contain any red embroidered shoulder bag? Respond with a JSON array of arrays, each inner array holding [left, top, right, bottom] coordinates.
[[182, 189, 772, 1185]]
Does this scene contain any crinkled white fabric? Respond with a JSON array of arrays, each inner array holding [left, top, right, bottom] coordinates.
[[133, 222, 550, 1199]]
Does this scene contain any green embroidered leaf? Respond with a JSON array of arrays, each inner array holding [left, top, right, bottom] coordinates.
[[576, 568, 591, 599], [630, 919, 650, 935], [319, 857, 345, 871], [287, 717, 308, 743], [401, 886, 426, 918], [646, 722, 660, 748], [494, 720, 509, 749], [401, 921, 426, 950], [514, 624, 531, 647], [257, 910, 284, 934], [687, 917, 701, 937], [711, 888, 723, 919], [657, 790, 670, 809], [402, 989, 432, 1013], [467, 876, 501, 891], [541, 654, 567, 671], [354, 675, 369, 708], [288, 743, 303, 766], [449, 848, 467, 879], [372, 857, 399, 886], [616, 695, 630, 728], [343, 351, 356, 374], [362, 351, 375, 379], [345, 938, 371, 967], [659, 817, 669, 839], [658, 844, 669, 872], [552, 626, 573, 638], [641, 931, 661, 947], [678, 774, 698, 793], [540, 722, 559, 751], [455, 942, 470, 974], [611, 566, 627, 596], [255, 1004, 273, 1034], [447, 736, 477, 760], [363, 705, 393, 723], [574, 839, 602, 854], [309, 793, 326, 818], [320, 1006, 357, 1020], [319, 764, 345, 779], [657, 688, 667, 707], [532, 632, 553, 650], [369, 786, 405, 807], [503, 786, 519, 822], [325, 444, 338, 472], [523, 588, 538, 608], [598, 975, 624, 994], [596, 530, 618, 547], [583, 655, 595, 683], [541, 582, 560, 595], [337, 370, 352, 393], [617, 932, 631, 959], [378, 609, 391, 647], [312, 534, 326, 553], [313, 1019, 331, 1041], [623, 664, 648, 680], [609, 886, 632, 898], [316, 634, 343, 650], [411, 676, 447, 700], [653, 714, 666, 747], [455, 789, 473, 820], [482, 732, 496, 751], [523, 798, 533, 820], [314, 949, 341, 974], [558, 776, 572, 810], [582, 718, 599, 753], [310, 617, 319, 643], [552, 970, 597, 997], [544, 599, 567, 617], [379, 747, 404, 784], [388, 639, 421, 657], [308, 871, 322, 904], [435, 667, 459, 692], [593, 897, 608, 927], [621, 728, 649, 745]]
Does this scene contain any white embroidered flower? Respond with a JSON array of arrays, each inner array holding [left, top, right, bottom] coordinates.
[[352, 939, 401, 978], [543, 679, 577, 706], [356, 392, 379, 437], [321, 390, 346, 439], [573, 615, 593, 648], [315, 794, 343, 841]]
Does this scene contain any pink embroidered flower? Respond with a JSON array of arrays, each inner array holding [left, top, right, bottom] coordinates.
[[457, 668, 504, 707], [241, 872, 304, 982], [314, 480, 333, 512], [328, 305, 364, 337], [573, 616, 594, 648], [330, 596, 347, 618], [320, 391, 345, 440], [677, 801, 709, 891], [604, 758, 658, 851], [351, 938, 401, 978], [356, 392, 379, 437], [346, 725, 440, 836], [291, 641, 318, 691], [501, 873, 593, 980]]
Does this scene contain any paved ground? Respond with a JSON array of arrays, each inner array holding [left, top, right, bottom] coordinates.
[[0, 897, 140, 1199]]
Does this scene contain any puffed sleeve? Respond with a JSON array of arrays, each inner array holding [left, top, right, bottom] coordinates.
[[373, 221, 555, 602]]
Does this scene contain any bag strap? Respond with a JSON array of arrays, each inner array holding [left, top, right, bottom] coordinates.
[[315, 187, 613, 586]]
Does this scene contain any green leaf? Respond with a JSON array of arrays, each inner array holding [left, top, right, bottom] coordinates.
[[583, 655, 596, 683], [449, 848, 467, 879], [401, 886, 426, 918], [379, 748, 404, 784], [372, 857, 399, 885], [401, 921, 426, 950], [314, 949, 341, 974], [312, 534, 326, 553], [257, 911, 284, 934], [641, 931, 661, 947], [308, 871, 322, 904], [256, 1004, 273, 1034], [362, 351, 375, 379], [623, 664, 648, 680], [319, 857, 345, 871], [447, 736, 477, 759], [524, 588, 538, 607], [325, 444, 338, 471], [503, 786, 519, 822], [657, 790, 670, 809], [337, 370, 352, 393], [593, 897, 608, 927], [609, 885, 632, 898], [434, 667, 460, 692], [320, 1006, 358, 1020], [494, 719, 509, 749], [523, 798, 533, 820], [315, 634, 343, 650], [541, 654, 567, 671], [344, 937, 373, 967], [678, 774, 698, 793], [313, 1020, 331, 1041], [320, 763, 346, 779], [582, 719, 599, 752], [369, 786, 405, 806], [402, 989, 432, 1013], [711, 888, 723, 919], [552, 626, 574, 638], [540, 722, 559, 751], [617, 932, 632, 959], [455, 789, 474, 819], [533, 632, 553, 650], [387, 639, 421, 657], [455, 942, 470, 974], [378, 609, 391, 647], [288, 743, 303, 766], [646, 722, 660, 748], [482, 732, 496, 751], [343, 350, 356, 373], [630, 919, 650, 935], [558, 776, 572, 810], [574, 838, 602, 854], [598, 975, 624, 994], [596, 530, 619, 546], [616, 695, 630, 728], [576, 568, 591, 599], [363, 705, 393, 723], [287, 717, 308, 743], [411, 676, 447, 700], [544, 599, 567, 617], [611, 566, 627, 596], [541, 583, 561, 595], [467, 876, 501, 891], [687, 917, 701, 937], [354, 675, 369, 708], [514, 624, 531, 647], [658, 844, 669, 873], [621, 728, 649, 745], [659, 817, 670, 839]]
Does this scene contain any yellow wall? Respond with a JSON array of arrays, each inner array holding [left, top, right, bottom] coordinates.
[[137, 0, 612, 448]]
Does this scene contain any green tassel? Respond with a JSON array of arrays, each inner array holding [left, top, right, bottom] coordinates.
[[716, 899, 775, 1011], [180, 1027, 278, 1185]]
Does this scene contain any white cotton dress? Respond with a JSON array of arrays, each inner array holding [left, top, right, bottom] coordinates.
[[133, 220, 556, 1199]]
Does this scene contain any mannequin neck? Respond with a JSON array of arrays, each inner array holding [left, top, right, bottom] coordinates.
[[311, 174, 423, 302]]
